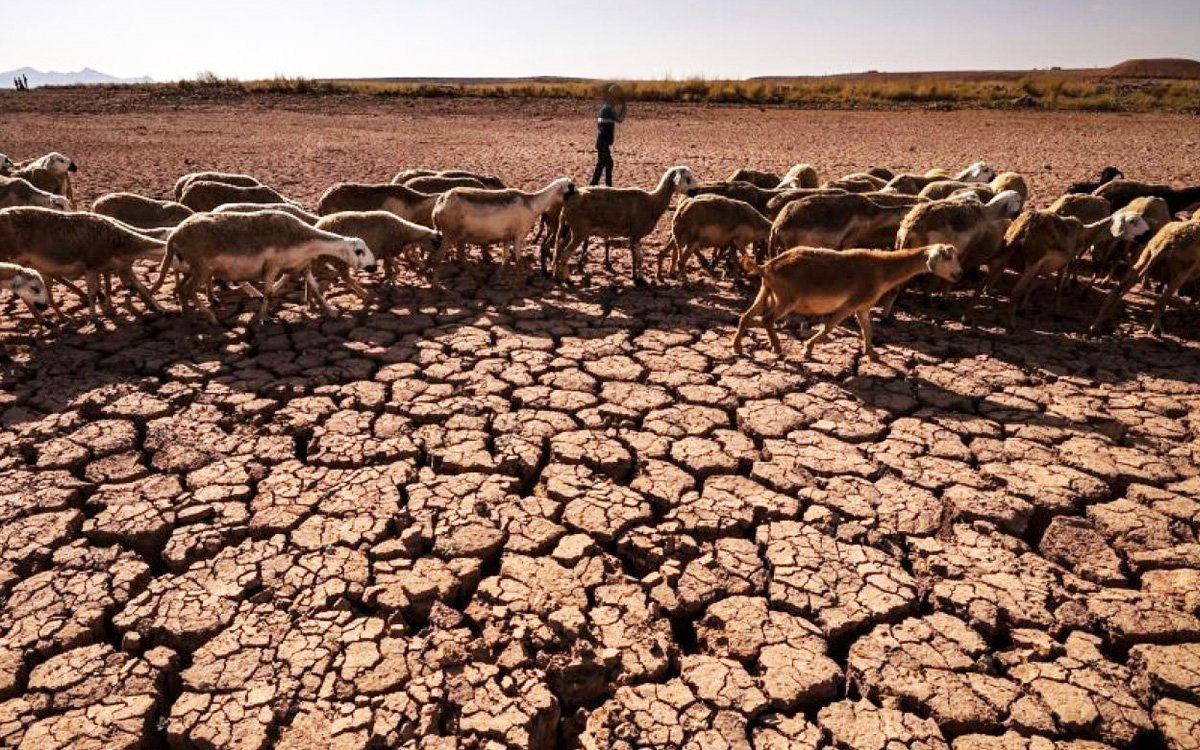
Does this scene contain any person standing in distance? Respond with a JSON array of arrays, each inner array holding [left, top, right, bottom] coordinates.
[[591, 84, 627, 187]]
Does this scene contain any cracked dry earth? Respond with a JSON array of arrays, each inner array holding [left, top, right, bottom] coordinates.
[[2, 100, 1200, 750]]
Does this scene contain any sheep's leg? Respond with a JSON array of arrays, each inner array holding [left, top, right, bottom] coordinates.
[[1089, 269, 1140, 334], [192, 270, 219, 324], [655, 240, 676, 283], [254, 266, 281, 325], [46, 279, 76, 322], [675, 243, 693, 283], [305, 268, 339, 318], [84, 271, 101, 319], [120, 268, 164, 313], [554, 234, 585, 283], [1005, 259, 1052, 328], [1149, 276, 1184, 336], [878, 287, 903, 321], [538, 235, 555, 276], [761, 299, 793, 357], [631, 239, 648, 287], [855, 308, 877, 360], [573, 237, 591, 275], [102, 273, 116, 308], [335, 261, 371, 302], [733, 283, 771, 355], [57, 276, 88, 300], [962, 251, 1013, 324], [603, 240, 614, 273]]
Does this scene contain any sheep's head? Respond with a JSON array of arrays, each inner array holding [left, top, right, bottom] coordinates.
[[926, 244, 963, 283], [1100, 166, 1124, 183], [1111, 211, 1150, 241], [0, 154, 13, 174], [550, 177, 577, 203], [422, 230, 444, 255], [988, 190, 1024, 218], [959, 161, 996, 184], [9, 268, 48, 311], [671, 167, 698, 197], [339, 237, 377, 273], [41, 152, 76, 177]]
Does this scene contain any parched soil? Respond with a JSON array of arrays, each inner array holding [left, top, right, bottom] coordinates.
[[1, 95, 1200, 750]]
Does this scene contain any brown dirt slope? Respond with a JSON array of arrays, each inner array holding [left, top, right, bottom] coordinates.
[[1102, 58, 1200, 79]]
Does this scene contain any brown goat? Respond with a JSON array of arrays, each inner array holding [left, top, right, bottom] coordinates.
[[733, 243, 962, 360]]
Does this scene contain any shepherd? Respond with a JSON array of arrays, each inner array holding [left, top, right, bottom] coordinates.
[[591, 83, 627, 187]]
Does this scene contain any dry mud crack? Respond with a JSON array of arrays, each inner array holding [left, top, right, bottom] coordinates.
[[3, 275, 1199, 750]]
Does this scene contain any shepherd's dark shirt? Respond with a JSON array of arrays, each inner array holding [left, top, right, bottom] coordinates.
[[597, 104, 624, 145]]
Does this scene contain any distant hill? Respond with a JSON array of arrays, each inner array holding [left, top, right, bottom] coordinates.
[[0, 67, 153, 88], [1099, 58, 1200, 79]]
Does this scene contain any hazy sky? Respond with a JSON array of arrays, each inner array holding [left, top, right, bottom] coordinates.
[[5, 0, 1200, 80]]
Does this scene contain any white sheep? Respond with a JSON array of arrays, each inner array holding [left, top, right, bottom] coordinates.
[[161, 210, 376, 324], [432, 177, 576, 273]]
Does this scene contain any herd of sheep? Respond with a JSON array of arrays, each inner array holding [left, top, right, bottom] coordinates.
[[1, 149, 1199, 360]]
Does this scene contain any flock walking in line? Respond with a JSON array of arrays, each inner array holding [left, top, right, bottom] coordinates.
[[1, 148, 1200, 361]]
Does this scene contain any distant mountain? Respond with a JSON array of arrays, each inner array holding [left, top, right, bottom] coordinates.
[[0, 67, 153, 88], [1100, 58, 1200, 79]]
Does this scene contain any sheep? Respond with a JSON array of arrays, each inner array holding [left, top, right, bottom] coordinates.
[[726, 169, 782, 190], [404, 175, 489, 194], [432, 177, 576, 273], [0, 207, 166, 319], [92, 192, 194, 229], [1087, 196, 1172, 285], [1090, 220, 1200, 336], [160, 210, 376, 324], [767, 193, 915, 254], [895, 191, 1024, 261], [782, 164, 821, 189], [692, 181, 799, 216], [1066, 166, 1123, 195], [213, 202, 320, 225], [824, 174, 888, 193], [1049, 194, 1112, 225], [1093, 180, 1200, 214], [990, 172, 1029, 202], [0, 262, 50, 321], [884, 162, 996, 195], [760, 187, 848, 218], [393, 170, 506, 189], [0, 177, 72, 211], [179, 181, 296, 213], [13, 152, 78, 204], [173, 172, 261, 201], [875, 191, 1022, 317], [950, 186, 1000, 203], [663, 195, 773, 281], [314, 211, 443, 293], [919, 181, 982, 201], [552, 165, 698, 286], [732, 243, 963, 361], [859, 192, 927, 208], [317, 183, 440, 226], [964, 209, 1150, 327]]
